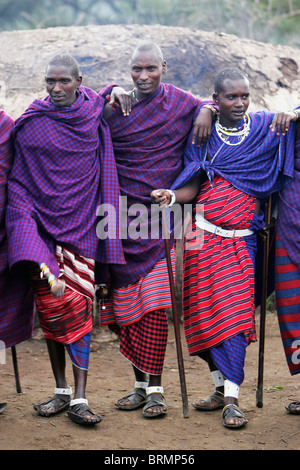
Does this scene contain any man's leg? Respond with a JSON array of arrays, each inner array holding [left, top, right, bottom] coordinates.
[[192, 351, 224, 411], [33, 339, 71, 416]]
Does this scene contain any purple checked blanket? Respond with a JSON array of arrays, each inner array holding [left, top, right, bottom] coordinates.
[[101, 82, 211, 287], [277, 120, 300, 269], [6, 86, 125, 281], [0, 110, 34, 348]]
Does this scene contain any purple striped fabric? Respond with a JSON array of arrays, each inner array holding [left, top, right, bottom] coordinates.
[[277, 120, 300, 270], [172, 108, 296, 199], [100, 83, 212, 287], [66, 332, 91, 370], [0, 110, 34, 348], [6, 87, 125, 280]]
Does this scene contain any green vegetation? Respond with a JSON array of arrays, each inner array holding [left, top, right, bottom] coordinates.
[[0, 0, 299, 48]]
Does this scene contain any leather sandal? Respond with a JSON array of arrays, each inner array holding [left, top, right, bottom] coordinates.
[[222, 404, 248, 429], [192, 391, 224, 411], [142, 388, 168, 419], [67, 398, 102, 425], [33, 387, 72, 417], [116, 387, 147, 410], [285, 401, 300, 414]]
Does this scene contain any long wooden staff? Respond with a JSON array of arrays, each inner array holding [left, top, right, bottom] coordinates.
[[162, 207, 189, 418], [256, 195, 272, 408]]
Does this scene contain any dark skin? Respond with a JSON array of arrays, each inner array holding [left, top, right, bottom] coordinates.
[[35, 64, 99, 423], [105, 49, 214, 147], [151, 76, 298, 426], [103, 47, 216, 416]]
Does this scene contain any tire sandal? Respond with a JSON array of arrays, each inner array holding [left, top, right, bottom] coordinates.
[[116, 387, 147, 410], [285, 401, 300, 415], [142, 386, 168, 419], [67, 398, 102, 425], [222, 404, 248, 429], [192, 391, 224, 411], [33, 387, 72, 417]]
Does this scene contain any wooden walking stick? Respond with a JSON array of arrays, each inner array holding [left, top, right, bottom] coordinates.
[[256, 195, 272, 408], [11, 346, 22, 393], [162, 207, 189, 418]]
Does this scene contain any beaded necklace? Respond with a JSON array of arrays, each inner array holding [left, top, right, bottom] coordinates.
[[215, 113, 251, 146]]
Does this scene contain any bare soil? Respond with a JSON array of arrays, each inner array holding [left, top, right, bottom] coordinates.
[[0, 311, 299, 453]]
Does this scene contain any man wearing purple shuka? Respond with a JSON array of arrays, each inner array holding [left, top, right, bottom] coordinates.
[[6, 54, 125, 426]]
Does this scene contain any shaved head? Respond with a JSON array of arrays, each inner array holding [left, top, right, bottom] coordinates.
[[46, 54, 81, 79], [214, 67, 249, 94], [131, 42, 164, 65]]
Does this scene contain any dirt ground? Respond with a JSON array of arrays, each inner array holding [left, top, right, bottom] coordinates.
[[0, 310, 299, 453]]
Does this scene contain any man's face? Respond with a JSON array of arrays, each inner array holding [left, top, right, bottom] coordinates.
[[130, 50, 166, 100], [45, 64, 82, 107], [213, 78, 250, 128]]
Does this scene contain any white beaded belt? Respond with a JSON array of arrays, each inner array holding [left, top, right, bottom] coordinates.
[[195, 213, 254, 238]]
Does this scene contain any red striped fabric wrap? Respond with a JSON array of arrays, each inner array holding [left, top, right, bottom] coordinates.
[[99, 247, 175, 326], [182, 176, 257, 356], [30, 246, 95, 345]]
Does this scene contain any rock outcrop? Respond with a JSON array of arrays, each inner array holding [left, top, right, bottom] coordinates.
[[0, 23, 299, 118]]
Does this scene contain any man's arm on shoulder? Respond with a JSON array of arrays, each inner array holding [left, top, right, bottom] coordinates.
[[102, 87, 133, 119], [270, 107, 300, 136], [191, 102, 218, 147]]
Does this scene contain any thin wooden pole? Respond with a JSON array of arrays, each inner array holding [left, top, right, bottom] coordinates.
[[256, 195, 272, 408], [162, 208, 189, 418]]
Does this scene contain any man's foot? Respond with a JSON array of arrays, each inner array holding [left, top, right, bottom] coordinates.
[[222, 404, 248, 429], [67, 399, 102, 425], [285, 401, 300, 414], [116, 388, 147, 410], [33, 387, 72, 417], [142, 389, 168, 418], [192, 391, 224, 411]]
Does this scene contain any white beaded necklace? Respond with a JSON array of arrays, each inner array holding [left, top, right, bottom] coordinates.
[[215, 113, 251, 146]]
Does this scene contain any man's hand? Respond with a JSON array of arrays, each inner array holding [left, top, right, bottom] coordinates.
[[109, 87, 133, 116], [191, 106, 215, 146], [150, 189, 171, 207], [270, 110, 299, 135]]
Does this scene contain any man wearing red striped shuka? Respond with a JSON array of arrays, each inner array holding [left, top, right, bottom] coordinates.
[[275, 119, 300, 415], [99, 42, 217, 418], [151, 67, 298, 428], [0, 108, 34, 414], [6, 55, 125, 426]]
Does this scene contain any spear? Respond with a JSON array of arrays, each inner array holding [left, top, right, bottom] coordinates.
[[256, 195, 272, 408], [162, 207, 189, 418]]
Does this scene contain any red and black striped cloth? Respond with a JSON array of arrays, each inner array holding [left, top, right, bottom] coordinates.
[[99, 248, 175, 375], [30, 246, 95, 345], [30, 246, 95, 369], [182, 176, 257, 357], [275, 235, 300, 375]]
